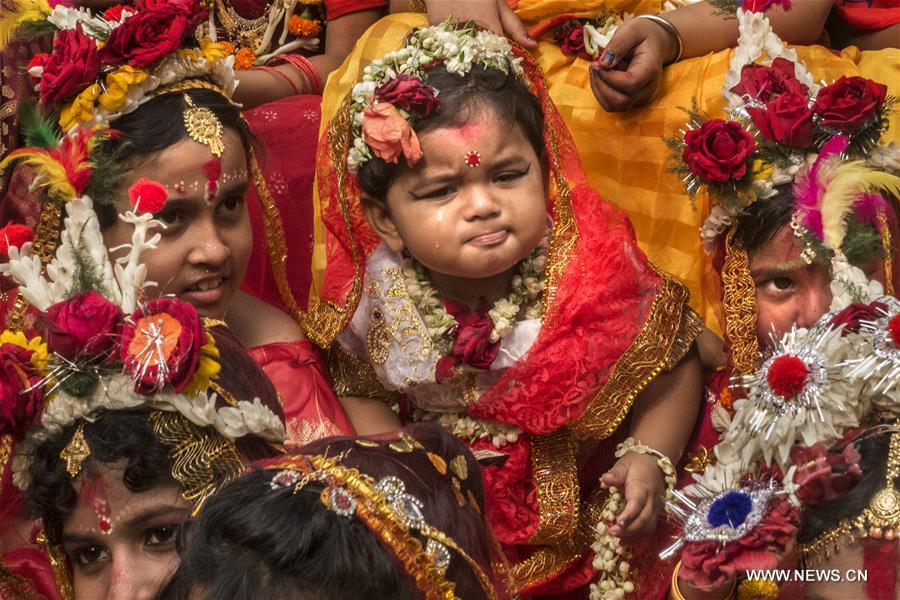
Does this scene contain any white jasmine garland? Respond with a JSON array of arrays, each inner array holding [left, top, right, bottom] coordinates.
[[426, 411, 522, 448], [403, 237, 547, 359]]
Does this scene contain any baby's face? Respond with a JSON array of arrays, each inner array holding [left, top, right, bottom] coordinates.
[[376, 110, 547, 281]]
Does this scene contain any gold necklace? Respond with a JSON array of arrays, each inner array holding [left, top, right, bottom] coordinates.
[[215, 0, 267, 49]]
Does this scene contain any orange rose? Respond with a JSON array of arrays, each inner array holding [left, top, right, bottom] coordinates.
[[362, 102, 422, 166]]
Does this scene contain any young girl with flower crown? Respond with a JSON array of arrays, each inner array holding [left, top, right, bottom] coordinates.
[[307, 23, 703, 597]]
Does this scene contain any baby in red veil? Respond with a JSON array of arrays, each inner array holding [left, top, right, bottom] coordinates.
[[307, 22, 704, 597]]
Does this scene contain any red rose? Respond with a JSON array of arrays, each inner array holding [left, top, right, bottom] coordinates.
[[0, 343, 43, 437], [682, 119, 756, 184], [39, 26, 100, 104], [120, 297, 203, 393], [374, 75, 440, 118], [828, 301, 886, 334], [44, 291, 123, 360], [747, 92, 814, 148], [102, 4, 136, 21], [730, 58, 808, 103], [814, 76, 887, 134], [559, 25, 591, 60], [435, 300, 500, 383], [136, 0, 200, 10], [100, 2, 204, 68]]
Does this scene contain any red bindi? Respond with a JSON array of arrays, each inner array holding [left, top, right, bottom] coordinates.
[[464, 150, 481, 168]]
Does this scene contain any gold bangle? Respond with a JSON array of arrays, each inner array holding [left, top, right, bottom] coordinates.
[[671, 560, 739, 600], [671, 561, 688, 600]]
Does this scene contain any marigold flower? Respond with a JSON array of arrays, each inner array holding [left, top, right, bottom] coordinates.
[[288, 15, 321, 37], [59, 83, 101, 132], [234, 47, 256, 70]]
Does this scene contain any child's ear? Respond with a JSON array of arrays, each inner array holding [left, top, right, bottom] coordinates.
[[360, 193, 405, 253]]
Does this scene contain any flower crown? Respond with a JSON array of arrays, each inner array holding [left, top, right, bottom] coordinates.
[[2, 0, 235, 133], [668, 4, 898, 255], [346, 22, 523, 173], [0, 192, 284, 490]]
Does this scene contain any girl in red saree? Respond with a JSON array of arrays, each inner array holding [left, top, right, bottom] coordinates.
[[307, 23, 703, 597]]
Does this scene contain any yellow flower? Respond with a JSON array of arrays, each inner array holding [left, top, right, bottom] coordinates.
[[752, 159, 774, 181], [98, 66, 148, 112], [59, 83, 100, 132], [0, 330, 48, 372], [182, 331, 221, 397], [198, 38, 230, 61]]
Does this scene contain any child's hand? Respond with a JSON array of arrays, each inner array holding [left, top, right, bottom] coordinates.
[[601, 452, 665, 541]]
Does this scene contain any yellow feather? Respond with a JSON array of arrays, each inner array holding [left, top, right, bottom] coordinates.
[[820, 160, 900, 250], [0, 0, 52, 50], [0, 149, 76, 200]]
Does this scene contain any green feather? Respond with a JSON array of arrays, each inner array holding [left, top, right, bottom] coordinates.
[[18, 102, 60, 149]]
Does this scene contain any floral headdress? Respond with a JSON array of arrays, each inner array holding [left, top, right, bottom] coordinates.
[[0, 190, 285, 493], [1, 0, 235, 133], [667, 0, 900, 374], [667, 297, 900, 589], [345, 21, 523, 173], [669, 3, 897, 253]]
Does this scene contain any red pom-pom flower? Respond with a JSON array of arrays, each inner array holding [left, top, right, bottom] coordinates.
[[766, 354, 808, 398], [128, 177, 168, 213], [0, 223, 34, 256]]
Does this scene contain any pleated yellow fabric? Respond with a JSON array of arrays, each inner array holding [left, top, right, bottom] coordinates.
[[309, 6, 899, 334]]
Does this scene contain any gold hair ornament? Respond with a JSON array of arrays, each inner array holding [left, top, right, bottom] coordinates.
[[800, 429, 900, 563], [60, 423, 91, 478], [266, 452, 500, 600], [182, 95, 225, 157]]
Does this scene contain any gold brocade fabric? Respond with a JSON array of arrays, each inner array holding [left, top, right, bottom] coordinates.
[[309, 10, 900, 335]]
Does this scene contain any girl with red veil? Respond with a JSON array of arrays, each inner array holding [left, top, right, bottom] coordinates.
[[307, 23, 704, 597]]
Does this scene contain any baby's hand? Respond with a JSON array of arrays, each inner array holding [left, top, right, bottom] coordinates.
[[601, 452, 665, 541]]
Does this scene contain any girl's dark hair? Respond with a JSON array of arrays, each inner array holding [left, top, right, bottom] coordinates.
[[158, 423, 504, 600], [92, 88, 253, 229], [356, 63, 545, 201], [797, 428, 896, 544], [25, 410, 174, 544], [731, 186, 795, 255]]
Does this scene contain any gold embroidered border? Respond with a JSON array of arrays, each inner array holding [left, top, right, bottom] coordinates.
[[512, 487, 604, 592], [722, 227, 760, 375], [0, 560, 44, 600], [36, 530, 73, 600], [527, 429, 580, 546], [327, 343, 398, 403], [303, 94, 364, 347], [570, 270, 702, 439], [879, 211, 894, 296], [249, 148, 304, 324]]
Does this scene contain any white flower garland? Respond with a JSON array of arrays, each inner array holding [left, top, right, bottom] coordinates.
[[424, 411, 521, 449], [347, 22, 523, 172], [402, 238, 547, 357]]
